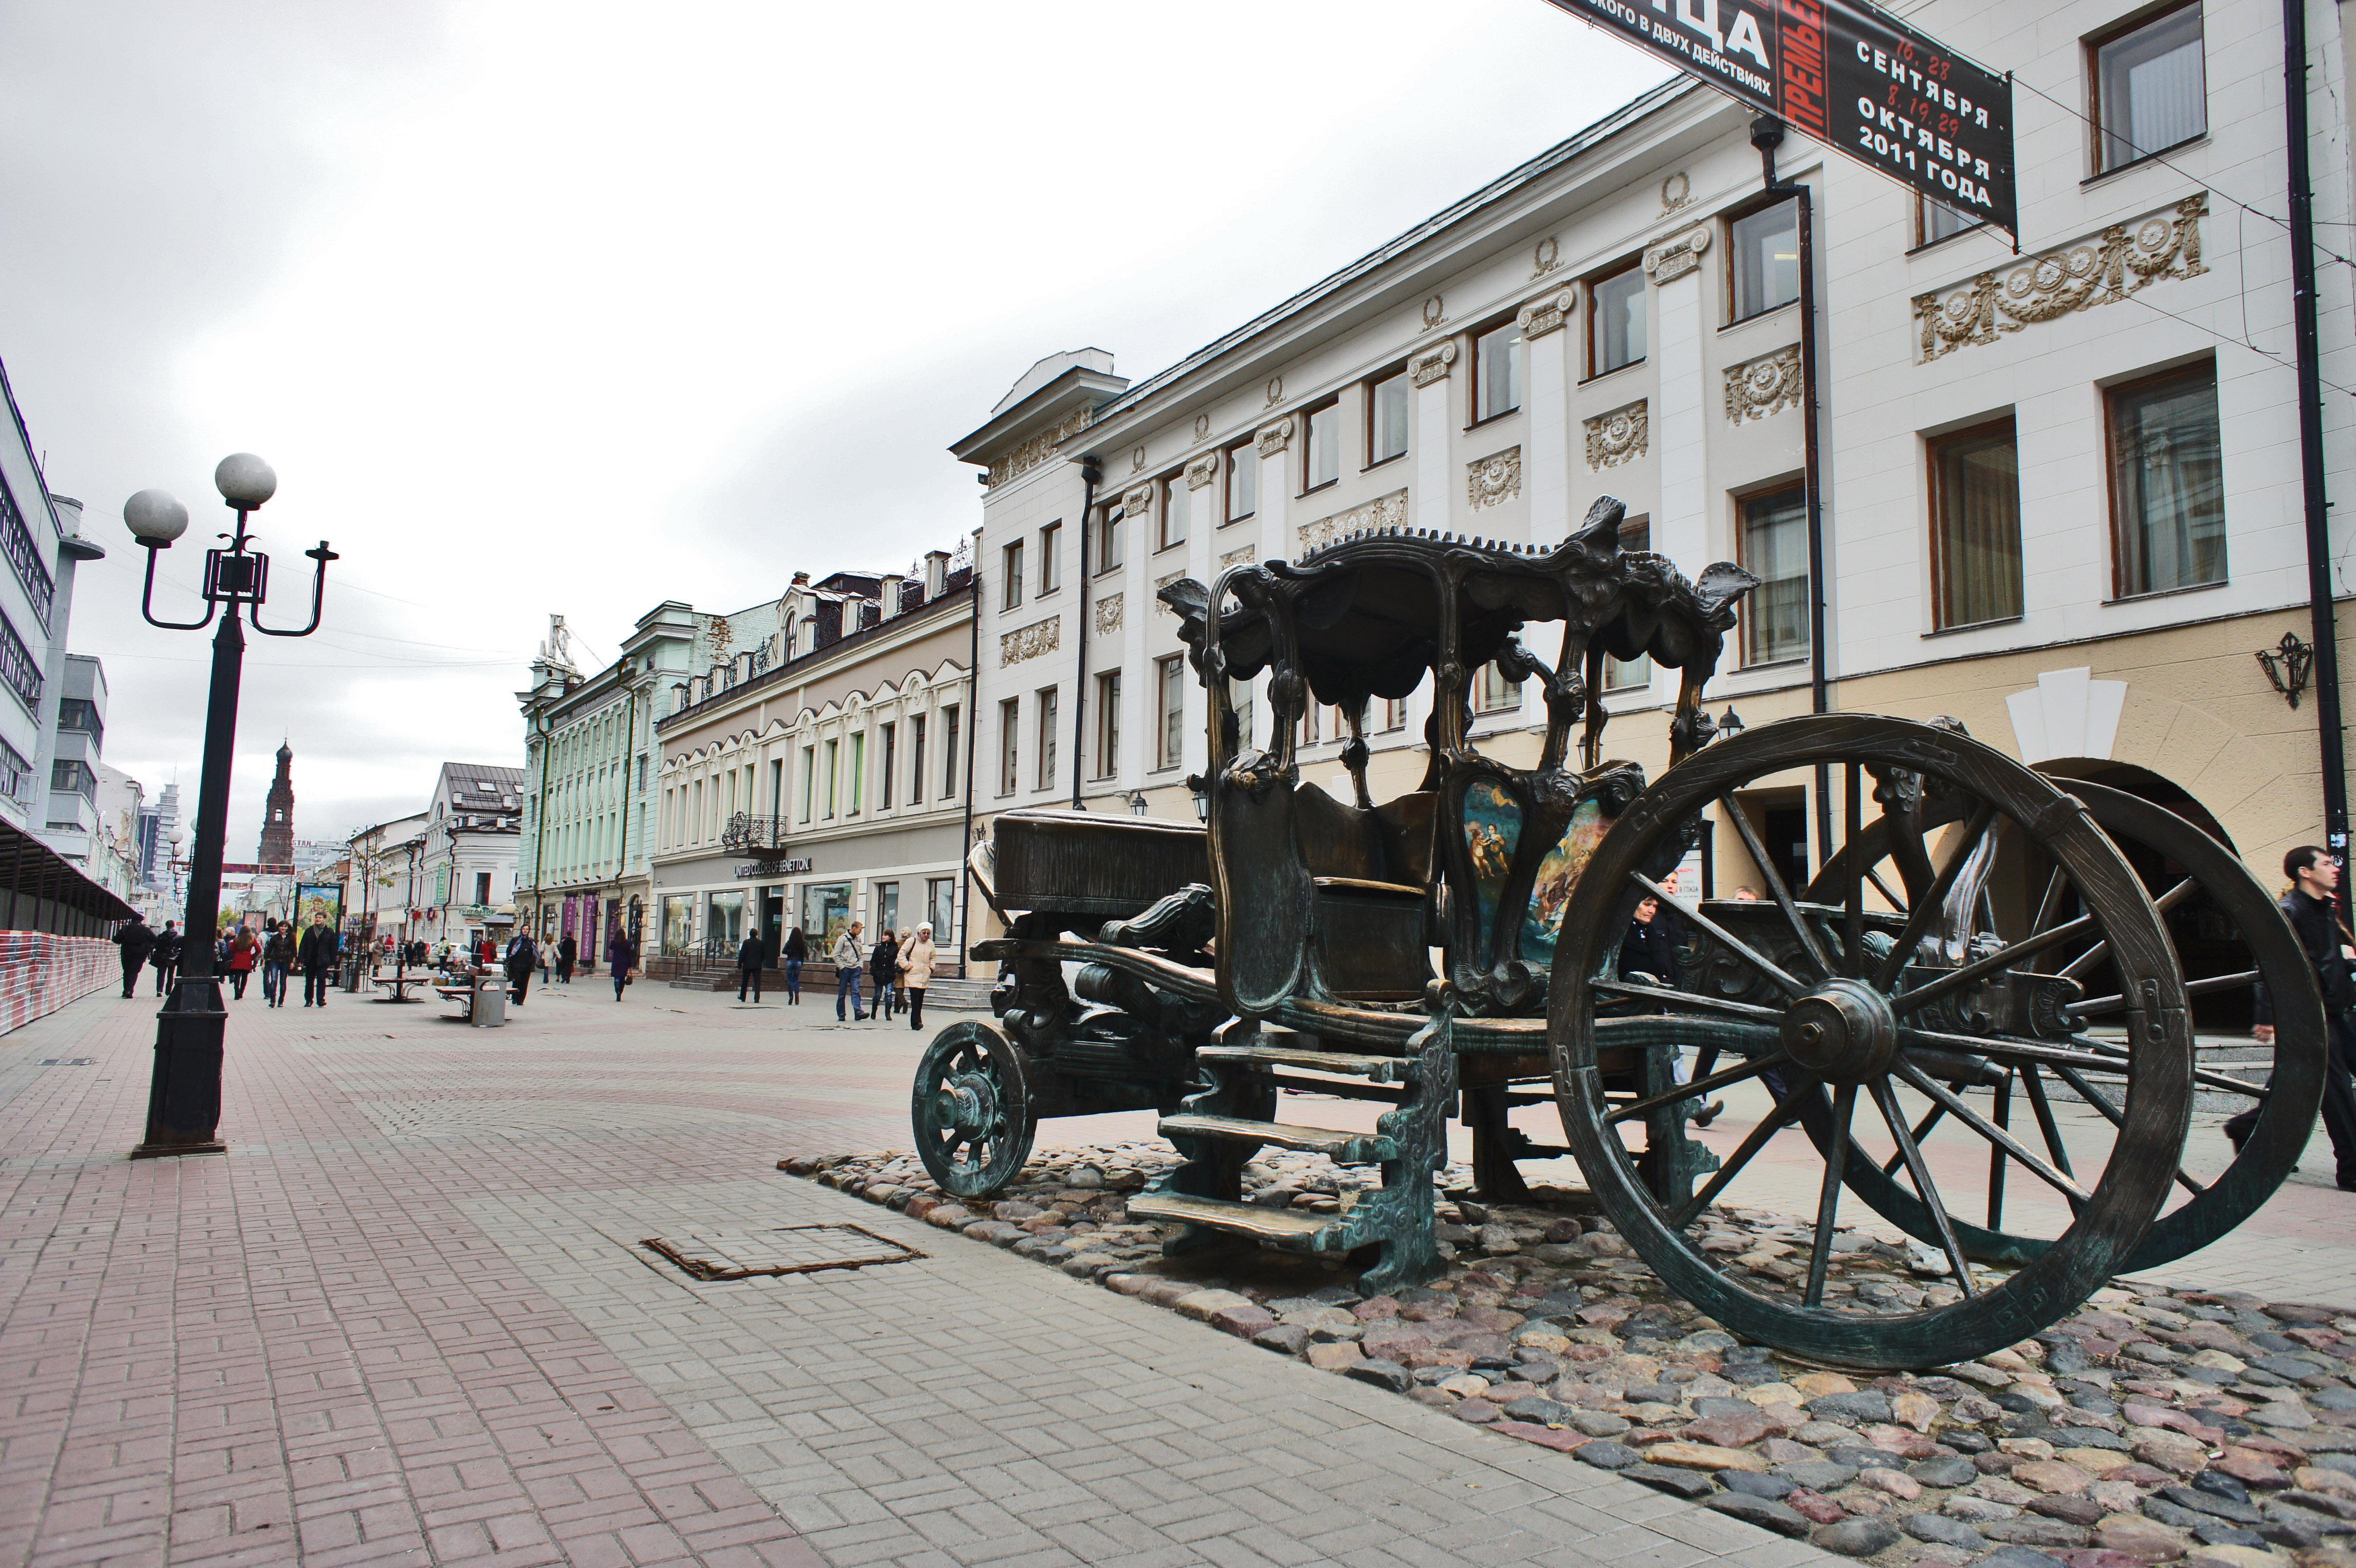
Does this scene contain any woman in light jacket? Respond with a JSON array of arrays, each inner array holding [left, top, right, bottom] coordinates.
[[899, 923, 938, 1032]]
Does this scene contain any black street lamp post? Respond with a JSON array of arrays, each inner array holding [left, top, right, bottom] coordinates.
[[126, 454, 335, 1158]]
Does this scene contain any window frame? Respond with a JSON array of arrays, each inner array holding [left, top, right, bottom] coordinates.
[[1224, 441, 1257, 524], [1097, 502, 1125, 576], [1914, 193, 1986, 251], [1095, 669, 1121, 779], [1736, 483, 1811, 668], [1159, 473, 1189, 551], [997, 698, 1019, 796], [1001, 539, 1025, 611], [2104, 359, 2228, 601], [1927, 415, 2026, 632], [1724, 195, 1803, 326], [1586, 261, 1648, 380], [1603, 515, 1655, 690], [1302, 398, 1342, 494], [1038, 521, 1061, 596], [1365, 365, 1411, 468], [1154, 654, 1186, 771], [2087, 0, 2208, 178], [939, 704, 959, 799], [1035, 685, 1059, 791], [1470, 318, 1525, 425]]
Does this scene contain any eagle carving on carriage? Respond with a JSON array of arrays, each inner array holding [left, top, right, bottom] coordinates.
[[911, 498, 2324, 1370]]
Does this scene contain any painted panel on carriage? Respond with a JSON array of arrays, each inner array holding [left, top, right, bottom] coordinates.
[[1526, 798, 1609, 962], [1464, 781, 1523, 964]]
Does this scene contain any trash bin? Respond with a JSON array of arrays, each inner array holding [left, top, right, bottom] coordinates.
[[470, 976, 506, 1027]]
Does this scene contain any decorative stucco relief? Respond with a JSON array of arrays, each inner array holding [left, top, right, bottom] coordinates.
[[1255, 417, 1294, 458], [1533, 236, 1561, 277], [1913, 193, 2208, 363], [986, 406, 1091, 489], [1095, 594, 1123, 635], [1299, 488, 1408, 555], [1661, 171, 1692, 212], [1466, 449, 1522, 511], [1219, 544, 1258, 569], [1724, 346, 1803, 424], [1422, 295, 1446, 328], [1185, 454, 1219, 490], [1584, 402, 1648, 470], [999, 616, 1059, 667], [1193, 413, 1211, 440], [1122, 485, 1152, 521], [1643, 225, 1711, 285], [1154, 570, 1184, 615], [1518, 288, 1579, 340], [1410, 340, 1458, 387]]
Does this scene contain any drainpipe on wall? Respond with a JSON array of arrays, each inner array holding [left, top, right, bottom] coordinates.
[[957, 534, 981, 975], [2281, 0, 2349, 865], [1753, 117, 1834, 861], [1070, 455, 1102, 810]]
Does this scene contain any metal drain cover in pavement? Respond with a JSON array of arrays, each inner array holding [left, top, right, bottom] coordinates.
[[643, 1223, 924, 1280], [39, 1059, 93, 1066]]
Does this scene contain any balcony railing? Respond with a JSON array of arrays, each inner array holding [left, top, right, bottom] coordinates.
[[720, 812, 790, 856]]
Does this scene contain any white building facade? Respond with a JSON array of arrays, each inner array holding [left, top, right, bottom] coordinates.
[[0, 362, 103, 839], [414, 762, 524, 953], [958, 0, 2353, 886]]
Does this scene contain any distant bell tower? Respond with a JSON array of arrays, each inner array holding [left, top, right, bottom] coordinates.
[[258, 741, 295, 868]]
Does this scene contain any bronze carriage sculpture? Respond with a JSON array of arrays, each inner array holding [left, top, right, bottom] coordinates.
[[912, 498, 2325, 1370]]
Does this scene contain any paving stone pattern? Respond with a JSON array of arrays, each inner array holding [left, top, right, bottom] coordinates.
[[0, 986, 1834, 1568]]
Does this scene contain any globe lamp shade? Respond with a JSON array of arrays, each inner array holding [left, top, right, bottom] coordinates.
[[123, 488, 190, 545], [213, 453, 277, 508]]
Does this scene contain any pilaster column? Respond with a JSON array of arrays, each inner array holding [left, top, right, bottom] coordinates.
[[1408, 340, 1457, 531], [1253, 413, 1292, 566], [1645, 226, 1712, 591], [1518, 289, 1578, 548]]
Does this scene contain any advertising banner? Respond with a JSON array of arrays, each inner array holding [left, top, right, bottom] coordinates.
[[296, 882, 344, 930], [1541, 0, 2015, 237]]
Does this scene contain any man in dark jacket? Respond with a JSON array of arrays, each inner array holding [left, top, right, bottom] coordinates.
[[114, 916, 154, 998], [736, 930, 765, 1002], [556, 933, 577, 984], [2236, 845, 2356, 1188], [150, 921, 182, 995], [504, 930, 538, 1006], [296, 914, 339, 1008]]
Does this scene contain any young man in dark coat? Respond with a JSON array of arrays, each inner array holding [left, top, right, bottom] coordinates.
[[296, 914, 340, 1008], [556, 933, 577, 983], [2236, 845, 2356, 1189], [504, 930, 538, 1005], [736, 930, 766, 1003], [114, 916, 154, 998], [150, 922, 182, 995]]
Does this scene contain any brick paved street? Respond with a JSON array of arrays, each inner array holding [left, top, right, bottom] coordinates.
[[1, 984, 1837, 1568]]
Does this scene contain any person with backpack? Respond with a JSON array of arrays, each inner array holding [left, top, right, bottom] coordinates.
[[2237, 845, 2356, 1189], [113, 914, 154, 999]]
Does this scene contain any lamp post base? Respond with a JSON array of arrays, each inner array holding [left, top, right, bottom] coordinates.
[[134, 973, 229, 1158]]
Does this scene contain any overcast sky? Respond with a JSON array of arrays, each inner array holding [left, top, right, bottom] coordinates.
[[0, 1, 1668, 845]]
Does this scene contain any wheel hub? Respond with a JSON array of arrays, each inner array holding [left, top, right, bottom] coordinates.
[[1781, 977, 1899, 1083], [935, 1071, 1000, 1138]]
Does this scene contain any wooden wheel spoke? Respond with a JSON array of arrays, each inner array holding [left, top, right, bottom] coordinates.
[[1864, 866, 1910, 917], [2056, 1033, 2270, 1099], [2057, 876, 2197, 982], [1873, 802, 1999, 991], [1717, 792, 1835, 979], [1871, 1078, 1976, 1297], [1843, 765, 1866, 980], [2070, 968, 2262, 1017], [1591, 981, 1783, 1022], [2050, 1062, 2204, 1193], [1899, 1026, 2126, 1075], [1804, 1082, 1857, 1306], [1895, 1060, 2090, 1207], [1633, 871, 1808, 999], [2016, 1064, 2078, 1183], [1667, 1094, 1801, 1228], [1608, 1051, 1791, 1124], [1879, 1096, 1951, 1174], [2031, 866, 2068, 940], [1890, 912, 2098, 1018]]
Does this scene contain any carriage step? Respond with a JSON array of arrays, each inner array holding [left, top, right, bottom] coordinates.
[[1127, 1190, 1343, 1242], [1159, 1114, 1397, 1162], [1196, 1044, 1410, 1082]]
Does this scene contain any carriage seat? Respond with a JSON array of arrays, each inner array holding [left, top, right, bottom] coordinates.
[[1292, 784, 1436, 900]]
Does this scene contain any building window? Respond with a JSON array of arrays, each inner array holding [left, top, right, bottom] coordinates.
[[940, 704, 960, 797], [798, 748, 814, 822], [475, 872, 493, 905], [1155, 654, 1186, 770], [1161, 475, 1189, 550], [879, 722, 896, 809], [1930, 417, 2025, 629], [998, 698, 1019, 795], [57, 698, 102, 749], [0, 477, 53, 631], [1605, 516, 1654, 690], [1227, 678, 1256, 751], [1368, 368, 1410, 465], [1098, 504, 1125, 574], [1474, 320, 1524, 422], [1729, 200, 1801, 322], [1095, 670, 1121, 778], [1039, 521, 1061, 595], [1226, 443, 1257, 523], [1589, 265, 1646, 376], [50, 758, 95, 799], [909, 714, 927, 803], [1475, 662, 1522, 714], [0, 612, 39, 714], [1036, 687, 1059, 790], [822, 739, 838, 818], [2092, 2, 2206, 173], [1002, 540, 1025, 611], [928, 877, 956, 940], [1304, 401, 1340, 491], [2109, 362, 2225, 597], [848, 732, 866, 814], [1739, 487, 1810, 665], [1918, 194, 1979, 248]]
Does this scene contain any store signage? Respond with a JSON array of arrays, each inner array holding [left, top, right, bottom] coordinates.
[[1539, 0, 2016, 237], [782, 856, 813, 873]]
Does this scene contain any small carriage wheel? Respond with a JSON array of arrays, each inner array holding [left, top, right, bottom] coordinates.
[[911, 1021, 1036, 1200], [1800, 778, 2326, 1274], [1547, 714, 2193, 1370]]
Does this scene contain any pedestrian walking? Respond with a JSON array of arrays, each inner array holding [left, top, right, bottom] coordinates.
[[605, 927, 635, 1001], [263, 920, 294, 1007], [736, 928, 766, 1002], [900, 923, 936, 1031], [537, 938, 552, 986], [297, 913, 339, 1008], [150, 921, 181, 996], [504, 930, 538, 1006], [556, 933, 577, 984], [870, 928, 899, 1020], [227, 926, 259, 1000], [782, 926, 806, 1004], [113, 914, 153, 998], [2235, 845, 2356, 1189], [833, 921, 867, 1021]]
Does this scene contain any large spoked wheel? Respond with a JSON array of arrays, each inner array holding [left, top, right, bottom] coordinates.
[[1803, 778, 2326, 1273], [911, 1021, 1036, 1200], [1548, 714, 2194, 1369]]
